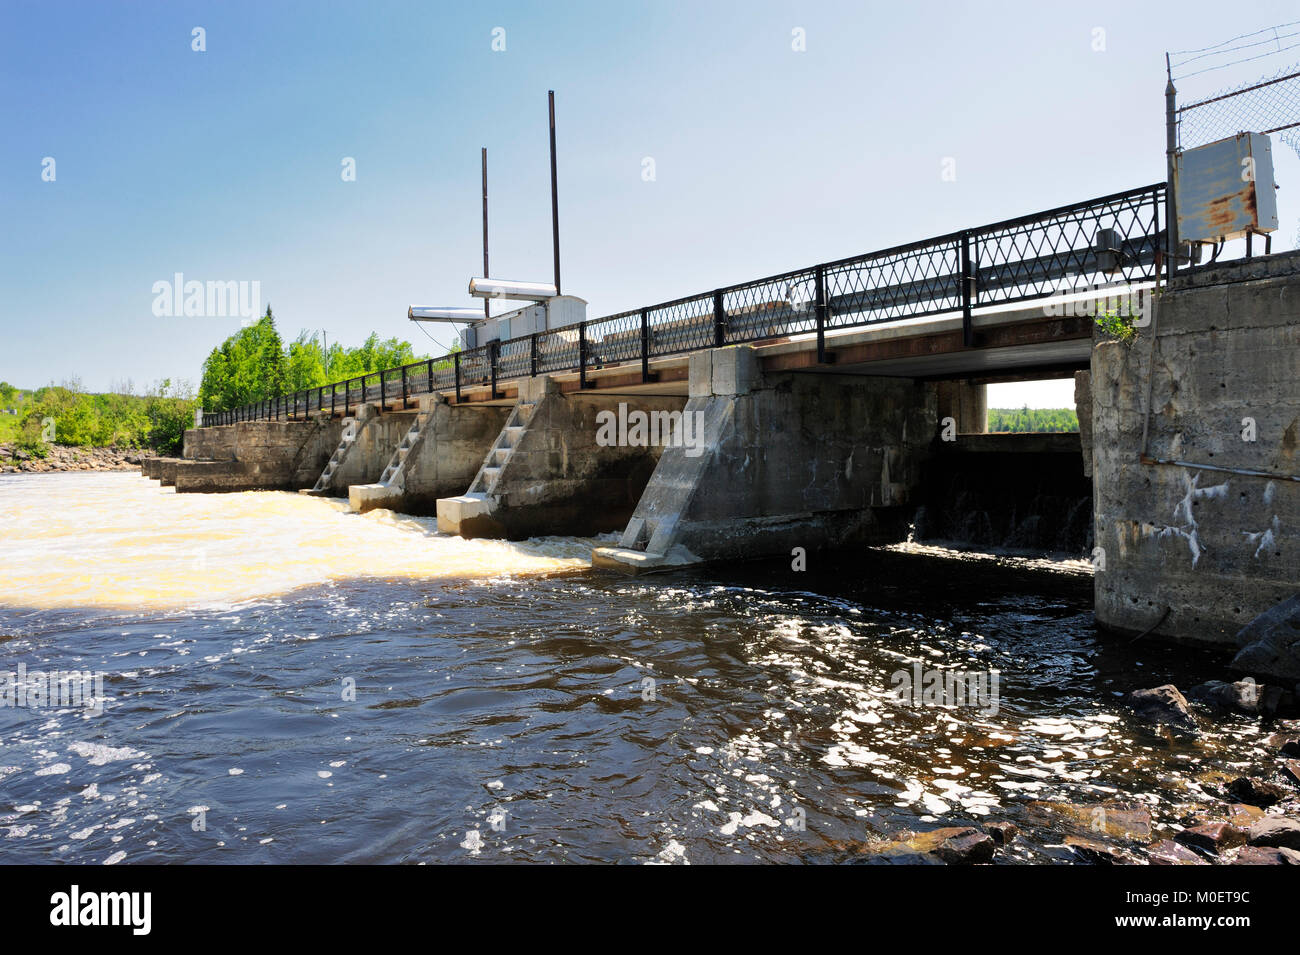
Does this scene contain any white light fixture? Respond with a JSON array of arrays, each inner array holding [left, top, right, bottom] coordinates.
[[467, 277, 557, 302], [408, 306, 487, 323]]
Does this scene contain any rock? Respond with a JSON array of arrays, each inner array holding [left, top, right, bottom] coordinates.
[[1028, 801, 1152, 841], [1265, 733, 1300, 757], [1232, 594, 1300, 682], [986, 821, 1018, 846], [1064, 835, 1140, 865], [1246, 816, 1300, 850], [871, 827, 996, 865], [1280, 760, 1300, 786], [1231, 846, 1300, 865], [1125, 685, 1199, 733], [15, 449, 30, 461], [1147, 839, 1210, 865], [1187, 679, 1268, 715], [1175, 821, 1248, 853], [1226, 776, 1289, 807]]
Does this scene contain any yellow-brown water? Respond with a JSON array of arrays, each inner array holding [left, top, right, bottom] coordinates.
[[0, 471, 1276, 864], [0, 472, 595, 610]]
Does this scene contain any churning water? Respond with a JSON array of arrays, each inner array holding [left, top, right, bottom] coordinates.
[[0, 473, 1272, 864]]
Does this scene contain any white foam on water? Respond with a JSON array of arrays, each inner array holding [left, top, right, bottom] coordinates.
[[0, 472, 598, 611]]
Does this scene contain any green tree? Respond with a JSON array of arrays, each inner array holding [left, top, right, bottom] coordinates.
[[198, 306, 287, 412]]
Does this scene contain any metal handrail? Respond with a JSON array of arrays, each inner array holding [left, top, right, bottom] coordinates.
[[200, 182, 1166, 426]]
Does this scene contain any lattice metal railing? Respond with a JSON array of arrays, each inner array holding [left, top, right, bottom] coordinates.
[[201, 183, 1165, 426]]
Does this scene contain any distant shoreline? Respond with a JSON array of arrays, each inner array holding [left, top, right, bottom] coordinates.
[[0, 444, 153, 475]]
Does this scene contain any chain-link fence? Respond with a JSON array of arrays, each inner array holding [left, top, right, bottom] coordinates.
[[1177, 63, 1300, 150], [1170, 22, 1300, 247]]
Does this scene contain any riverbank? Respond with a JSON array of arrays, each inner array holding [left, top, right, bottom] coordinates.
[[0, 444, 153, 474]]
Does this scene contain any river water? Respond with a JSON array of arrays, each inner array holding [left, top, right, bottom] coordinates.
[[0, 473, 1271, 864]]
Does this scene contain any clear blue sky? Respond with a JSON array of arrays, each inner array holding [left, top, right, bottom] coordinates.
[[3, 1, 1297, 407]]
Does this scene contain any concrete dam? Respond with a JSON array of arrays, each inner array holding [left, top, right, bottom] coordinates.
[[162, 188, 1299, 671]]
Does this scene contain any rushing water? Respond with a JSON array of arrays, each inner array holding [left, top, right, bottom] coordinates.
[[0, 473, 1272, 864]]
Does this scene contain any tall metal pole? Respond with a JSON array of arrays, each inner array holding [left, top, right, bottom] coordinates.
[[549, 90, 561, 296], [482, 146, 490, 321], [1165, 54, 1179, 283]]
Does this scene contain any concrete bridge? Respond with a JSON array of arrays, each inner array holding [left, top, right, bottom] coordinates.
[[157, 183, 1299, 660]]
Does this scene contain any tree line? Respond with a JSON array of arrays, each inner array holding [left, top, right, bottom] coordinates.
[[986, 407, 1079, 433], [5, 380, 196, 455], [197, 307, 429, 413]]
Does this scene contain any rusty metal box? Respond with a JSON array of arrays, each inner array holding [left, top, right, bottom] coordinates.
[[1176, 132, 1278, 243]]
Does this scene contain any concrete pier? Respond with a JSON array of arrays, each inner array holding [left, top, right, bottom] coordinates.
[[173, 417, 344, 492], [593, 346, 936, 573], [304, 404, 417, 496], [1091, 252, 1300, 647], [436, 376, 689, 539], [348, 395, 510, 516]]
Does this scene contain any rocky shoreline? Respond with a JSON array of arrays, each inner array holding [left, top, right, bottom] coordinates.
[[0, 444, 154, 474], [830, 684, 1300, 865]]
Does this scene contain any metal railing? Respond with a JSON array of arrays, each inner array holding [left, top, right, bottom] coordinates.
[[201, 182, 1166, 426]]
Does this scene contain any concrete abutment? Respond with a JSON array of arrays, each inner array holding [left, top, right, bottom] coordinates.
[[1091, 252, 1300, 653], [436, 376, 690, 540], [349, 396, 511, 516], [594, 346, 937, 573]]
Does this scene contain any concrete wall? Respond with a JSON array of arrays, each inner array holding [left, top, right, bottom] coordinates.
[[440, 377, 689, 539], [319, 407, 417, 494], [1092, 252, 1300, 646], [350, 397, 510, 516], [173, 417, 344, 492], [1074, 371, 1093, 479], [595, 346, 936, 572], [936, 380, 988, 434], [182, 426, 238, 461]]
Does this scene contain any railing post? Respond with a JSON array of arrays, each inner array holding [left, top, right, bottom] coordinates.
[[713, 289, 726, 347], [401, 365, 408, 406], [578, 322, 588, 389], [815, 265, 827, 364], [490, 341, 500, 399], [530, 332, 538, 378], [330, 384, 336, 417], [640, 307, 650, 383], [960, 233, 975, 348], [426, 358, 433, 395], [454, 353, 462, 403]]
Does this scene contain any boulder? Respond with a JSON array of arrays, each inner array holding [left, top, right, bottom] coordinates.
[[1246, 816, 1300, 850], [1124, 685, 1198, 733], [1186, 679, 1268, 715], [1175, 821, 1248, 854], [1265, 733, 1300, 757], [1064, 835, 1140, 865], [1147, 840, 1210, 865], [1231, 846, 1300, 865], [871, 827, 996, 865], [1232, 594, 1300, 682], [986, 821, 1018, 846], [1028, 801, 1151, 841], [1226, 776, 1289, 807]]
